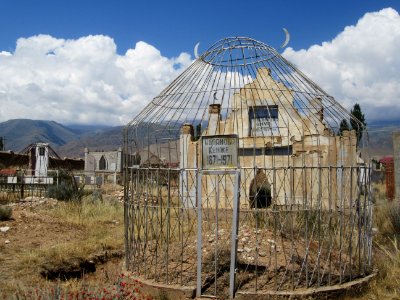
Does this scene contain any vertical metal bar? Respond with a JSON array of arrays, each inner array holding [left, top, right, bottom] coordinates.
[[229, 170, 240, 299], [124, 163, 129, 271], [304, 164, 309, 287], [273, 168, 278, 291], [166, 169, 171, 284], [339, 167, 344, 284], [290, 166, 295, 290], [155, 169, 160, 281], [349, 166, 354, 281], [158, 168, 164, 282], [225, 175, 229, 222], [317, 165, 322, 287], [255, 168, 259, 292], [367, 164, 373, 270], [358, 166, 363, 275], [154, 169, 159, 281], [196, 171, 203, 298], [130, 167, 135, 267], [132, 168, 137, 274], [362, 165, 368, 275], [135, 169, 141, 275], [144, 169, 149, 278], [328, 166, 332, 285], [215, 175, 219, 296], [179, 169, 184, 285]]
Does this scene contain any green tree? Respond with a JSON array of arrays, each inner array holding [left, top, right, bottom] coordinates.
[[194, 123, 202, 141], [339, 119, 350, 136], [350, 103, 366, 143]]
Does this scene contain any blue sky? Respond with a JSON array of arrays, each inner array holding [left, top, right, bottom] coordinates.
[[1, 0, 399, 56], [0, 1, 399, 125]]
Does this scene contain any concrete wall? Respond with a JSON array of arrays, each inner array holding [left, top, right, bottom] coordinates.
[[179, 68, 360, 209], [84, 147, 122, 174], [84, 148, 123, 185]]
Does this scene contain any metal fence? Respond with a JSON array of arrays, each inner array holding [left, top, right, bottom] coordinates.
[[0, 169, 76, 202], [124, 165, 372, 298]]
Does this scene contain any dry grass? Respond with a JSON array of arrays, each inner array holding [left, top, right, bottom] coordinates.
[[0, 192, 128, 297], [344, 182, 400, 299], [24, 198, 124, 266], [7, 271, 152, 300], [2, 180, 400, 299], [101, 183, 123, 194], [0, 190, 19, 204]]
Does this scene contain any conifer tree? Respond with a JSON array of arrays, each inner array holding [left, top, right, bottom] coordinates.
[[350, 103, 366, 143], [339, 119, 350, 135]]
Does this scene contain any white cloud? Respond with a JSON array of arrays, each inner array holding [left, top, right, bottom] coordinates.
[[0, 34, 192, 125], [283, 7, 400, 122], [1, 8, 399, 126]]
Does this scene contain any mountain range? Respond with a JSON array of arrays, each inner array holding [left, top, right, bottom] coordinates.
[[0, 118, 398, 159], [0, 119, 123, 158]]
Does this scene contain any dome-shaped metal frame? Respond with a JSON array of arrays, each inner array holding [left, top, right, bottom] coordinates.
[[124, 36, 372, 298]]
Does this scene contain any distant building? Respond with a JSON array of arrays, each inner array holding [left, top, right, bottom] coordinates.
[[84, 148, 123, 185], [3, 143, 53, 184], [134, 150, 162, 167], [0, 142, 83, 189], [379, 155, 393, 168]]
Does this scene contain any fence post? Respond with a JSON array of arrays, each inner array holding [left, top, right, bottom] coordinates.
[[392, 131, 400, 200]]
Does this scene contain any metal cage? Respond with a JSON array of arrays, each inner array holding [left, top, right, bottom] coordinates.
[[124, 37, 372, 298]]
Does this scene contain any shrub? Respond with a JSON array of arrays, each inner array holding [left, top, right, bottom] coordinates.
[[388, 201, 400, 234], [0, 205, 12, 220], [47, 182, 84, 202], [47, 182, 75, 201], [91, 189, 103, 202], [0, 191, 10, 204]]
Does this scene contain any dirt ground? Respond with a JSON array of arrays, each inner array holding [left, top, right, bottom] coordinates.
[[0, 194, 378, 299], [0, 197, 127, 298]]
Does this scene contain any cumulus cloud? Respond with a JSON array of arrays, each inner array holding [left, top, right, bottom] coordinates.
[[0, 35, 192, 125], [283, 7, 400, 122], [1, 8, 399, 126]]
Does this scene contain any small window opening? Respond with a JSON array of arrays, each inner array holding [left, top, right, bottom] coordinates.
[[99, 155, 106, 170], [249, 106, 279, 136], [38, 147, 45, 156]]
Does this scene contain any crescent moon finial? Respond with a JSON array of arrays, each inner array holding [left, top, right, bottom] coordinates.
[[280, 28, 290, 49], [194, 42, 200, 59]]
